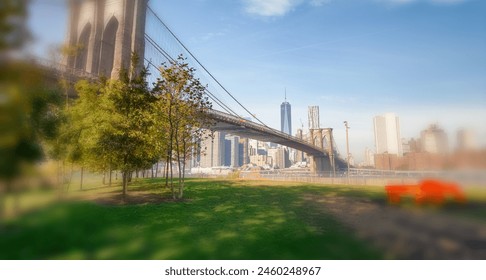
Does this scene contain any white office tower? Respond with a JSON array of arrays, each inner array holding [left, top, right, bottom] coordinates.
[[373, 113, 403, 156]]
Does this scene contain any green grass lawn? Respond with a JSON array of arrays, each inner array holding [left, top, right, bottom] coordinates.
[[0, 178, 383, 260]]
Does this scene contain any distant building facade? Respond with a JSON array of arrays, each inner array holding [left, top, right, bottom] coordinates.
[[420, 124, 448, 154], [199, 131, 226, 168], [457, 129, 477, 151], [364, 147, 375, 167], [373, 113, 403, 156], [230, 136, 240, 167]]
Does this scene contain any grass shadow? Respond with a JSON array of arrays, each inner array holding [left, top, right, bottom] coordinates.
[[0, 178, 383, 260]]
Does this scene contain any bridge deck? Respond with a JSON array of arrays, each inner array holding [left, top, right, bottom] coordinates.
[[207, 110, 327, 157]]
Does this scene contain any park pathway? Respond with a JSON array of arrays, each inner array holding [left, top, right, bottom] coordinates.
[[304, 194, 486, 259]]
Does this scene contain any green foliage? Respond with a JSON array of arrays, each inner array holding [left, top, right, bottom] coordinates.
[[63, 58, 162, 196], [152, 56, 212, 198], [60, 55, 212, 198], [0, 62, 62, 182], [0, 0, 29, 53]]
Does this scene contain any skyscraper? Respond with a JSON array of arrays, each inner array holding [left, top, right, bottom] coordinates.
[[420, 124, 448, 154], [281, 94, 292, 135], [199, 131, 226, 167], [373, 113, 403, 156], [457, 129, 476, 151]]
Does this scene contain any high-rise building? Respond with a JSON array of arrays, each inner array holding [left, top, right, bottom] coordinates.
[[420, 124, 448, 154], [239, 138, 249, 166], [457, 129, 477, 151], [230, 136, 240, 167], [373, 113, 403, 156], [199, 131, 226, 167], [308, 106, 320, 129], [224, 139, 231, 166], [281, 96, 292, 135], [364, 147, 375, 167]]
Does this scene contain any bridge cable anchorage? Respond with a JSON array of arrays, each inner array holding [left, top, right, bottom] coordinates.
[[143, 57, 242, 118], [146, 5, 269, 128]]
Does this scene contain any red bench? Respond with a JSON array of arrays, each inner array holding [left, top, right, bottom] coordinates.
[[385, 179, 466, 205]]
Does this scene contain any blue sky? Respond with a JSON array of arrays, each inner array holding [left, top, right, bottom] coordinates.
[[29, 0, 486, 162]]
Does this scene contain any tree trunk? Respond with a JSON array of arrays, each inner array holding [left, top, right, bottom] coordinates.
[[0, 181, 8, 220], [177, 155, 182, 199], [170, 156, 175, 199], [122, 171, 128, 199], [165, 157, 170, 188], [155, 162, 159, 178], [67, 163, 74, 192], [0, 192, 4, 221], [180, 160, 186, 199], [109, 166, 112, 187], [57, 160, 63, 199], [61, 160, 66, 192], [80, 167, 84, 190]]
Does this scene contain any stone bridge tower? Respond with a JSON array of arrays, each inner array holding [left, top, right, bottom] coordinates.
[[63, 0, 148, 79]]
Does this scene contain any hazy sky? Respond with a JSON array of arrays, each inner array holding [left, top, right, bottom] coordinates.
[[29, 0, 486, 162]]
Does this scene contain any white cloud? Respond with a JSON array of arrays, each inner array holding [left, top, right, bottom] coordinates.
[[429, 0, 468, 4], [242, 0, 333, 17], [243, 0, 303, 17], [310, 0, 332, 6], [377, 0, 469, 5], [242, 0, 468, 17], [378, 0, 417, 4]]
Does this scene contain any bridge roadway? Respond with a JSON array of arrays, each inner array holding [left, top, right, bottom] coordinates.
[[206, 109, 327, 157]]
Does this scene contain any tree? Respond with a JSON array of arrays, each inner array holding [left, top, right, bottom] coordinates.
[[65, 56, 161, 198], [0, 62, 63, 217], [152, 56, 212, 199], [0, 0, 65, 218], [0, 0, 29, 55]]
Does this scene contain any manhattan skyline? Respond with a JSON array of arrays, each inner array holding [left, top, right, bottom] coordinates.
[[28, 0, 486, 162]]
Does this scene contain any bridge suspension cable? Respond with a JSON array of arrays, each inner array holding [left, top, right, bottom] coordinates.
[[146, 5, 270, 128], [144, 34, 242, 117]]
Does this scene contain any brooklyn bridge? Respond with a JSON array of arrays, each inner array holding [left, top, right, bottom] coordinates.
[[40, 0, 347, 174]]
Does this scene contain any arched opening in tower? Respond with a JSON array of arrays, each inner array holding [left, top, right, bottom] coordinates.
[[75, 22, 91, 71], [99, 16, 119, 78]]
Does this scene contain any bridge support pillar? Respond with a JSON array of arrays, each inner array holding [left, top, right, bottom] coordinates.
[[309, 155, 331, 175]]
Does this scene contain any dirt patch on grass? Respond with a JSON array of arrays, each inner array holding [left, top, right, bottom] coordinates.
[[304, 194, 486, 259], [91, 193, 182, 206], [68, 187, 187, 206]]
